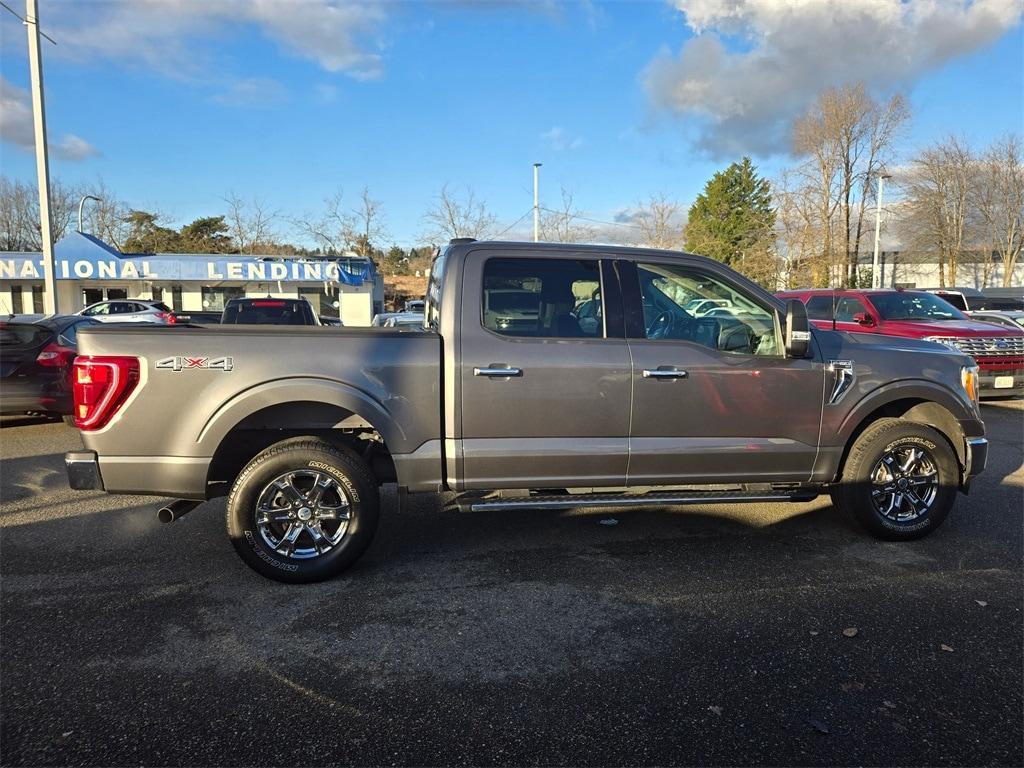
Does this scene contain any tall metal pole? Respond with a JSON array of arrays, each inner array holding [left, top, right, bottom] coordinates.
[[25, 0, 57, 313], [532, 163, 542, 243], [871, 174, 890, 289], [78, 195, 101, 232]]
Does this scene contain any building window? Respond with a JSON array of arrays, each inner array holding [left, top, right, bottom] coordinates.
[[201, 287, 245, 311], [84, 287, 128, 306], [9, 285, 22, 314], [171, 286, 183, 312], [299, 288, 340, 319], [31, 285, 44, 313], [152, 287, 163, 303]]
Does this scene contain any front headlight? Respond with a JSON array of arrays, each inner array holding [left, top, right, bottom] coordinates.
[[961, 365, 980, 405], [926, 336, 961, 352]]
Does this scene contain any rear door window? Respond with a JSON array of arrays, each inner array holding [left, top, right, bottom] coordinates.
[[804, 295, 835, 320], [481, 258, 603, 338]]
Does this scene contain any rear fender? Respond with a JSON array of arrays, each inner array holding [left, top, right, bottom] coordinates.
[[197, 377, 404, 456]]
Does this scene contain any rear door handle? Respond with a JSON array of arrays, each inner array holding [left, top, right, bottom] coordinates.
[[474, 366, 522, 377], [642, 368, 688, 379]]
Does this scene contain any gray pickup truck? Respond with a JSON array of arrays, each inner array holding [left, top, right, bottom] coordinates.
[[66, 240, 988, 582]]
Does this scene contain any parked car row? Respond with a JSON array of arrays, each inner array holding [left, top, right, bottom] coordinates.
[[776, 288, 1024, 398], [76, 298, 343, 327]]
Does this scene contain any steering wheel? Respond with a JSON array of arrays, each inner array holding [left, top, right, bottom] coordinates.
[[646, 310, 675, 340]]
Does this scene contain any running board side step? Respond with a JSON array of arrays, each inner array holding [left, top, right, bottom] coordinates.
[[454, 489, 820, 513]]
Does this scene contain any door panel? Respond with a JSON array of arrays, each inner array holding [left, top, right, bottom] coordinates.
[[623, 259, 825, 484], [628, 342, 824, 482], [458, 253, 631, 489]]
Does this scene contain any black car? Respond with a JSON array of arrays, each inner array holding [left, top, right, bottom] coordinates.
[[0, 315, 100, 421], [220, 298, 320, 325]]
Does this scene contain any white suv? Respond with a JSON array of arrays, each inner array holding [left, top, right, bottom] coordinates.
[[77, 300, 176, 324]]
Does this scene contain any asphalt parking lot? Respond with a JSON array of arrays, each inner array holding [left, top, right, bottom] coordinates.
[[1, 403, 1022, 767]]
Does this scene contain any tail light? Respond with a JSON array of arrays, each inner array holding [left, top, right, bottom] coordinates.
[[252, 300, 286, 307], [155, 311, 178, 324], [36, 343, 77, 367], [73, 356, 140, 430]]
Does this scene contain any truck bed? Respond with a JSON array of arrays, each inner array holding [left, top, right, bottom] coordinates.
[[75, 325, 441, 497]]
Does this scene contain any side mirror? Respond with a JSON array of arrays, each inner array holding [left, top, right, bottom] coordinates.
[[784, 299, 811, 358], [853, 311, 875, 327]]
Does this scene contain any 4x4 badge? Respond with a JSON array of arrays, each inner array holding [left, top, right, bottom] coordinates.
[[156, 356, 233, 372]]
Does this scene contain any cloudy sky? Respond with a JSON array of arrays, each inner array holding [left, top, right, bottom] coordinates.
[[0, 0, 1021, 245]]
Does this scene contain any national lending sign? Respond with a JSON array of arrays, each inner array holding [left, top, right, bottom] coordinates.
[[1, 231, 373, 286]]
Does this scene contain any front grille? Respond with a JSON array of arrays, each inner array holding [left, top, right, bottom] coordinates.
[[930, 336, 1024, 357]]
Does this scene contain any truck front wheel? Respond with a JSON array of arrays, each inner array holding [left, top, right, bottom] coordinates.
[[226, 438, 379, 583], [830, 418, 959, 541]]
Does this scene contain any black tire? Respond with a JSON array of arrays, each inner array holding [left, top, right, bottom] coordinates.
[[830, 418, 959, 541], [226, 437, 379, 583]]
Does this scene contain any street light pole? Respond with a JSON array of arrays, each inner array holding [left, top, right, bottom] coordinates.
[[25, 0, 58, 313], [78, 195, 101, 232], [871, 173, 891, 289], [533, 163, 542, 243]]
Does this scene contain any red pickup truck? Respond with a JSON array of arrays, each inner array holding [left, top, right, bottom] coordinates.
[[777, 289, 1024, 398]]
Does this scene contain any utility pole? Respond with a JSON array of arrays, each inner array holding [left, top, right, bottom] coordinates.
[[25, 0, 57, 313], [533, 163, 542, 243], [871, 173, 891, 289]]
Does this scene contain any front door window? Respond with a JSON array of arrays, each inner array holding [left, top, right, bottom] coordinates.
[[635, 262, 779, 356]]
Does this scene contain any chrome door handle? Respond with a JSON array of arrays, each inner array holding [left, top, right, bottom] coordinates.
[[642, 368, 688, 379], [473, 366, 522, 377]]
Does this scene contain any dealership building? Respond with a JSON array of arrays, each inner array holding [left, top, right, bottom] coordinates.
[[0, 231, 384, 325]]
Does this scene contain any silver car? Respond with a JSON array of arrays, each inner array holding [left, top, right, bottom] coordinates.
[[969, 310, 1024, 332], [77, 300, 175, 324]]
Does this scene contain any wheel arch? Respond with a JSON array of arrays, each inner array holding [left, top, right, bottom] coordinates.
[[835, 383, 972, 476], [202, 379, 404, 491]]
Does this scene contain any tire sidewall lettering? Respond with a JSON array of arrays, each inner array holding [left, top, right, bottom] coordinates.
[[307, 459, 361, 503]]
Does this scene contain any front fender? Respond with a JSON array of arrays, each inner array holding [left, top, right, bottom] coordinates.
[[833, 378, 982, 444]]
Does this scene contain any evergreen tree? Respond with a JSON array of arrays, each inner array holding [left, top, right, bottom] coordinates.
[[685, 157, 776, 270]]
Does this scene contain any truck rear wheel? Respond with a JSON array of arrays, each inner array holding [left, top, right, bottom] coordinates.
[[226, 437, 379, 583], [830, 418, 959, 541]]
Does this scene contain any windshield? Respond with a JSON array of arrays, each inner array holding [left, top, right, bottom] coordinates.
[[871, 292, 967, 321]]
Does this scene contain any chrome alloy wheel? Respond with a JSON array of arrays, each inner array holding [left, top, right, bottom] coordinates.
[[255, 470, 351, 559], [870, 446, 939, 523]]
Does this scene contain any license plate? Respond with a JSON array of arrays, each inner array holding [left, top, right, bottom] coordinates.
[[994, 376, 1014, 389]]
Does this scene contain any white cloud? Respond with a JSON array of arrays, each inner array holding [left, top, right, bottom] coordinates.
[[644, 0, 1024, 157], [210, 77, 288, 107], [542, 126, 584, 151], [0, 76, 99, 161], [32, 0, 386, 80], [55, 134, 101, 161]]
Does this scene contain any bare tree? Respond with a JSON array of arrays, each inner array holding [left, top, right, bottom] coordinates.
[[899, 136, 974, 287], [773, 169, 824, 287], [539, 187, 595, 243], [79, 178, 132, 251], [973, 135, 1024, 287], [632, 193, 685, 250], [346, 186, 387, 258], [294, 189, 348, 255], [792, 83, 909, 286], [0, 176, 78, 251], [294, 187, 387, 257], [223, 192, 278, 254], [422, 184, 496, 242]]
